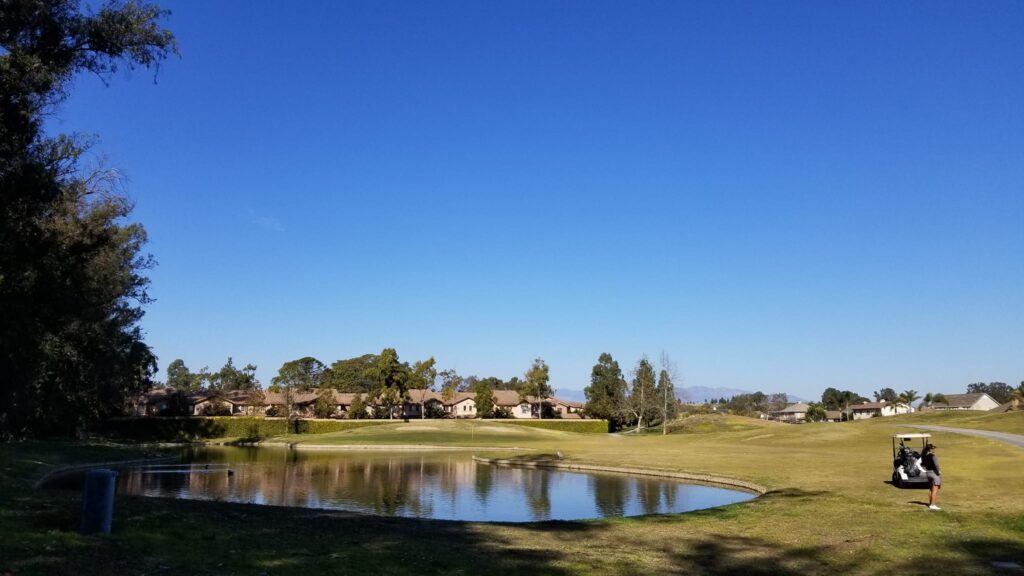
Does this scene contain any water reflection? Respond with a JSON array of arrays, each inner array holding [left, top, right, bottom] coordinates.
[[109, 448, 754, 522]]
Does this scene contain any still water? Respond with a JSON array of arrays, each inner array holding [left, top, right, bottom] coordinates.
[[58, 447, 756, 522]]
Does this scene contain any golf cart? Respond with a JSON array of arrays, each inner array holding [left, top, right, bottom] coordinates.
[[891, 433, 931, 488]]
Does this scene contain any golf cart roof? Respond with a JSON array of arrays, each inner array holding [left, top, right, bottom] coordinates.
[[893, 433, 931, 439]]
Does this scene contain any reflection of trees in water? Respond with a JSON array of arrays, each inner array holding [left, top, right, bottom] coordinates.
[[523, 469, 551, 521], [122, 451, 485, 517], [591, 475, 629, 517], [474, 462, 494, 504], [635, 479, 664, 515], [661, 480, 678, 510], [117, 449, 730, 521]]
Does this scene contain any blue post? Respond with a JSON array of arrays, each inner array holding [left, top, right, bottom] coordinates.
[[80, 469, 117, 535]]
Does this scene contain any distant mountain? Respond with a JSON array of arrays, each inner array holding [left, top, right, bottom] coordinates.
[[556, 386, 809, 405], [554, 388, 587, 403], [679, 386, 752, 403], [680, 386, 810, 404]]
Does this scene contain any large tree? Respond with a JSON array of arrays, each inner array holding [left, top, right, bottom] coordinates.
[[628, 357, 658, 432], [655, 367, 679, 435], [439, 368, 461, 406], [323, 354, 378, 392], [519, 358, 551, 420], [584, 353, 628, 431], [165, 359, 199, 391], [269, 357, 325, 393], [407, 357, 437, 390], [0, 0, 176, 438], [472, 378, 495, 418], [211, 357, 260, 391], [967, 382, 1014, 404], [873, 388, 898, 403], [364, 348, 409, 419]]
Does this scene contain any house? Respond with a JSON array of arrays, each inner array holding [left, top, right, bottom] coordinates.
[[136, 387, 589, 420], [929, 393, 1000, 412], [551, 398, 584, 417], [774, 403, 810, 423], [448, 393, 478, 418], [847, 401, 914, 420], [493, 390, 533, 419], [824, 410, 843, 422]]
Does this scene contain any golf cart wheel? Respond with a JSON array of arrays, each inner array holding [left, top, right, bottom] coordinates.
[[892, 472, 901, 488]]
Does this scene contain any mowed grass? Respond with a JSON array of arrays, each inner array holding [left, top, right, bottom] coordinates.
[[2, 412, 1023, 575], [886, 409, 1024, 434], [276, 419, 566, 447]]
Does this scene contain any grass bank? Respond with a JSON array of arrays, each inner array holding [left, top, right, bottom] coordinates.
[[3, 413, 1023, 575]]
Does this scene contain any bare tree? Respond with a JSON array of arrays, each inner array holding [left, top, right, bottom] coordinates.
[[658, 352, 680, 435]]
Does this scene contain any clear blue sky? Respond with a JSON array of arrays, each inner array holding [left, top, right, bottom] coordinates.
[[49, 0, 1023, 400]]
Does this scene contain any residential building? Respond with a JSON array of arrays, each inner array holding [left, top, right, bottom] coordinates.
[[929, 393, 1000, 412]]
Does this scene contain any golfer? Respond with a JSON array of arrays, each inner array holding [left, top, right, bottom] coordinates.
[[922, 443, 941, 510]]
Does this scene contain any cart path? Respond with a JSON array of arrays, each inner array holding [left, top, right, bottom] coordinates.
[[899, 425, 1024, 449]]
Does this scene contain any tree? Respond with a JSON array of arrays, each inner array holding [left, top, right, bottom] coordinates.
[[166, 359, 199, 391], [1010, 387, 1023, 411], [269, 357, 325, 393], [0, 0, 176, 439], [967, 382, 1014, 404], [628, 357, 657, 432], [725, 392, 767, 416], [364, 348, 409, 419], [211, 358, 260, 391], [820, 388, 867, 419], [323, 354, 378, 392], [407, 357, 437, 390], [347, 393, 368, 419], [931, 393, 948, 406], [821, 388, 843, 411], [439, 369, 461, 408], [584, 353, 628, 431], [473, 379, 495, 418], [519, 358, 552, 420], [805, 403, 827, 422], [874, 388, 898, 403], [246, 388, 266, 416], [656, 352, 679, 435], [764, 393, 789, 413], [899, 390, 920, 406], [313, 388, 335, 418]]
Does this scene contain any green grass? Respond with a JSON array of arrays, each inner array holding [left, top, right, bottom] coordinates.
[[276, 419, 571, 446], [886, 409, 1024, 434], [3, 412, 1023, 575]]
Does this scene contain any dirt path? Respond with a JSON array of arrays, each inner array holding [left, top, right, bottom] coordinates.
[[900, 424, 1024, 449]]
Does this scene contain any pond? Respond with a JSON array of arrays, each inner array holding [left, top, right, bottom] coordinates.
[[49, 447, 756, 522]]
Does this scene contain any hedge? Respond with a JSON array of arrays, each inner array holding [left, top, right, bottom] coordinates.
[[495, 419, 609, 433], [100, 417, 388, 442]]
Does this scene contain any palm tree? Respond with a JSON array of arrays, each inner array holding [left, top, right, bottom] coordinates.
[[900, 390, 920, 407]]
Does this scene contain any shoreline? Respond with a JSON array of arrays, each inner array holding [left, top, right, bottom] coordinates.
[[472, 455, 768, 494]]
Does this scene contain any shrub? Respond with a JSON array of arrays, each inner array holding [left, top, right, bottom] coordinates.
[[424, 403, 448, 419], [200, 400, 232, 416], [496, 420, 609, 433]]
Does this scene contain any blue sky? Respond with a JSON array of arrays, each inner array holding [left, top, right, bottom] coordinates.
[[50, 1, 1023, 400]]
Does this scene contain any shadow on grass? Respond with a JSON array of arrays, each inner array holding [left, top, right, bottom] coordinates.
[[8, 490, 1024, 576]]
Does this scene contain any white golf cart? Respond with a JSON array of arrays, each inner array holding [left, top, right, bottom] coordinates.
[[892, 433, 931, 488]]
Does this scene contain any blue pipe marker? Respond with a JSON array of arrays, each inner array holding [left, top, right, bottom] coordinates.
[[80, 469, 117, 535]]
